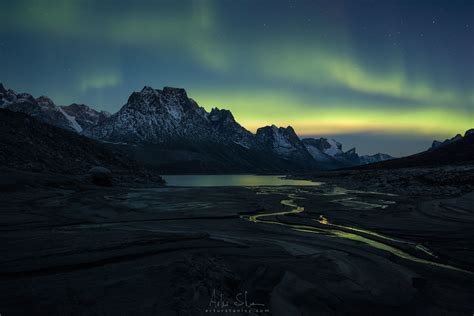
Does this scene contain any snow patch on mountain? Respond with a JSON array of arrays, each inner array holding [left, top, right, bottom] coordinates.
[[59, 107, 83, 133], [324, 139, 343, 156]]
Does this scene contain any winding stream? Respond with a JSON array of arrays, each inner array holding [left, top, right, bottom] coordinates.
[[246, 188, 471, 274], [157, 175, 472, 274]]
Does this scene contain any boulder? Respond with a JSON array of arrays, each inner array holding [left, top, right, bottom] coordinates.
[[88, 166, 112, 186]]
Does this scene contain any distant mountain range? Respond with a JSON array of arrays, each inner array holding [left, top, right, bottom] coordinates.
[[356, 129, 474, 169], [1, 83, 396, 173]]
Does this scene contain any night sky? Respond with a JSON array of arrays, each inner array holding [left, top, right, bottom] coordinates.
[[1, 0, 473, 156]]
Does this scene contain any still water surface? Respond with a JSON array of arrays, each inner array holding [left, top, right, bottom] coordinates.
[[162, 174, 321, 187]]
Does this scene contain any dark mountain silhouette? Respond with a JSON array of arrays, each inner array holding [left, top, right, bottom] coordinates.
[[0, 109, 163, 183], [355, 129, 474, 169]]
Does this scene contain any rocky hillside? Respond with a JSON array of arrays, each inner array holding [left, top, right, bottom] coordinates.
[[0, 109, 163, 183]]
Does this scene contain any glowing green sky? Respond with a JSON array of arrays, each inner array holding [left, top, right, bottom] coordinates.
[[0, 0, 472, 156]]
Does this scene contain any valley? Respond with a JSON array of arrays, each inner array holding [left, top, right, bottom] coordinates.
[[1, 82, 473, 315], [2, 1, 472, 314]]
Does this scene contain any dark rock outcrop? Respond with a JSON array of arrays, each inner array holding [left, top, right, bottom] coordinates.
[[88, 166, 113, 186]]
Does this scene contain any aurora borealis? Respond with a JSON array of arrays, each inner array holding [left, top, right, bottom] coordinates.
[[1, 0, 472, 156]]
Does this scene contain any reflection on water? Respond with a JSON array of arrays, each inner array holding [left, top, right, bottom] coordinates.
[[315, 215, 437, 258], [249, 194, 304, 222], [162, 175, 322, 187]]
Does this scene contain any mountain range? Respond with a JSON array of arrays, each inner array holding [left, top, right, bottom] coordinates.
[[1, 83, 394, 173], [356, 129, 474, 170], [0, 83, 110, 133]]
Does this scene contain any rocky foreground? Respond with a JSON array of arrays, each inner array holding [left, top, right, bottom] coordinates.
[[1, 168, 474, 315]]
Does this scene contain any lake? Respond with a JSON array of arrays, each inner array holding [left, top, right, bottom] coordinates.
[[161, 174, 322, 187]]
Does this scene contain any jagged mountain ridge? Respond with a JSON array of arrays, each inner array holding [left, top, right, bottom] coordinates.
[[255, 125, 315, 163], [84, 86, 256, 147], [61, 103, 110, 131], [84, 86, 322, 170], [302, 137, 393, 167], [429, 131, 473, 150], [82, 87, 315, 171], [0, 83, 110, 133], [1, 83, 394, 171]]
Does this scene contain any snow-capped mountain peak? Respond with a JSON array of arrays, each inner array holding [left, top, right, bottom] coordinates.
[[85, 86, 250, 145], [301, 137, 343, 158], [359, 153, 394, 165], [0, 83, 107, 133], [255, 125, 312, 163], [302, 137, 393, 167], [36, 96, 56, 109]]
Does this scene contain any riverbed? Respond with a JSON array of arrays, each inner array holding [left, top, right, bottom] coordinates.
[[1, 175, 473, 315]]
